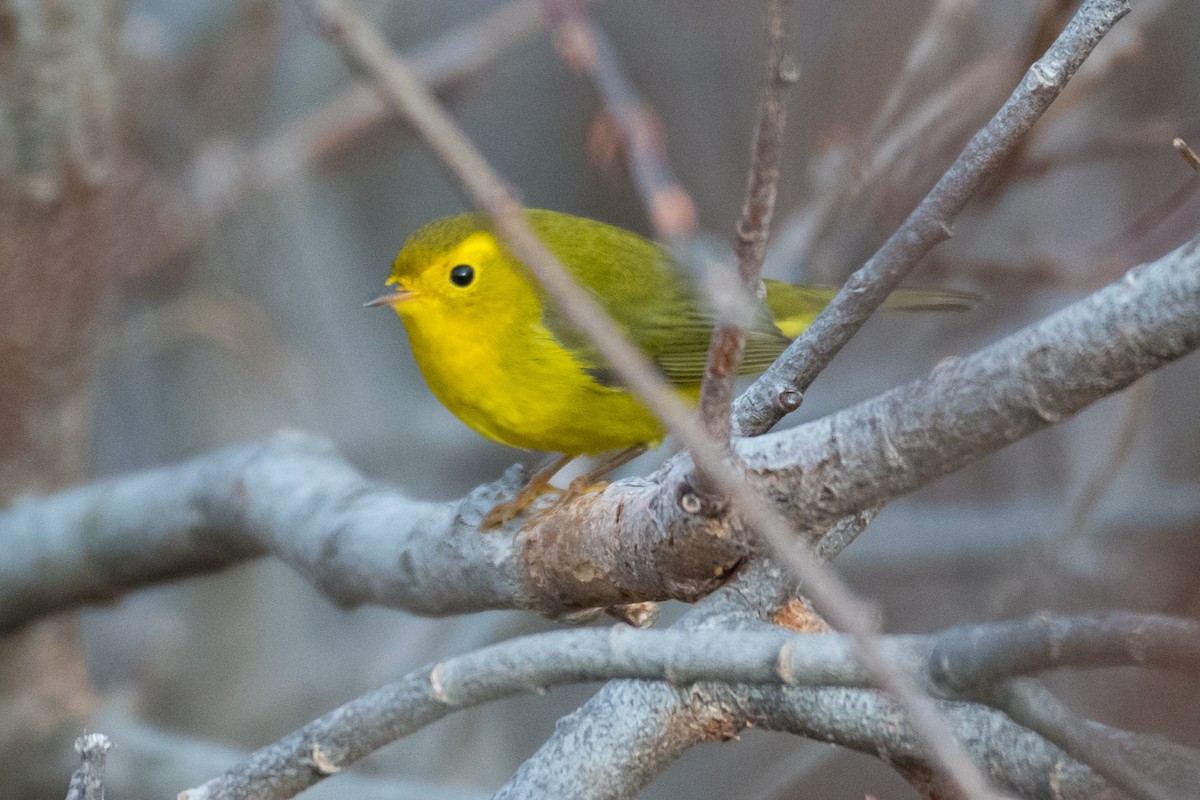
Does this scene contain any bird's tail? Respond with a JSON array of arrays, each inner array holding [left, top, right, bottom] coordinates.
[[763, 280, 980, 339]]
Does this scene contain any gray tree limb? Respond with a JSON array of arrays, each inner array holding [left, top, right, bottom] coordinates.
[[179, 613, 1200, 799], [731, 231, 1200, 533], [0, 433, 515, 631]]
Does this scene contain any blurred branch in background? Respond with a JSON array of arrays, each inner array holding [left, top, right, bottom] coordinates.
[[765, 0, 1002, 284], [187, 0, 573, 238], [543, 0, 697, 244], [861, 0, 980, 150], [0, 0, 121, 201], [989, 376, 1151, 615]]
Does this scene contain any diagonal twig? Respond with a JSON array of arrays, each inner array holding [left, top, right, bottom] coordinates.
[[698, 0, 791, 445], [190, 0, 563, 222], [733, 0, 1133, 437], [1177, 136, 1200, 173]]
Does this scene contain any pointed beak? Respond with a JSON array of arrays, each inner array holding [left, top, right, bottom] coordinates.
[[364, 287, 413, 308]]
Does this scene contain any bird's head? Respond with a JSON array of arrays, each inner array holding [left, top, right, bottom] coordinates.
[[367, 214, 536, 325]]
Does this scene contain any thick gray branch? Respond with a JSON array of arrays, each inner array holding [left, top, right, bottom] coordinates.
[[2, 232, 1198, 630], [736, 233, 1200, 532], [0, 427, 753, 630], [0, 434, 511, 629]]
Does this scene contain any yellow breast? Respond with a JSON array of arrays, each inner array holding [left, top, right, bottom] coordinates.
[[398, 302, 665, 455]]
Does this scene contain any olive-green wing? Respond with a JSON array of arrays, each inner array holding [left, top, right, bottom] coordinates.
[[529, 210, 789, 388]]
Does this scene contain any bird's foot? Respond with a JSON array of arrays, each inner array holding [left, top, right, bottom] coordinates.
[[480, 446, 646, 529], [482, 477, 561, 529], [544, 444, 646, 510], [481, 454, 573, 530], [561, 474, 610, 503]]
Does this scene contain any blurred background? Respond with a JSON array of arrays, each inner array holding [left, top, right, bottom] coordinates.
[[2, 0, 1198, 797]]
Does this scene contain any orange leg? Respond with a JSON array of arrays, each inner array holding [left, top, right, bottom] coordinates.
[[482, 453, 574, 529], [560, 445, 647, 503]]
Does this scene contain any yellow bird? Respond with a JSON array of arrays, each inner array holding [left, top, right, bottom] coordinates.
[[369, 209, 974, 525]]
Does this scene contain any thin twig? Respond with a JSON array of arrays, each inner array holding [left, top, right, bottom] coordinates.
[[544, 0, 697, 244], [862, 0, 979, 149], [1177, 137, 1200, 173], [698, 0, 791, 445], [299, 0, 558, 165], [765, 47, 1014, 283], [734, 0, 1133, 436]]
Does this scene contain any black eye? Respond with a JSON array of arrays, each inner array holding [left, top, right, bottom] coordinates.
[[449, 264, 475, 287]]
